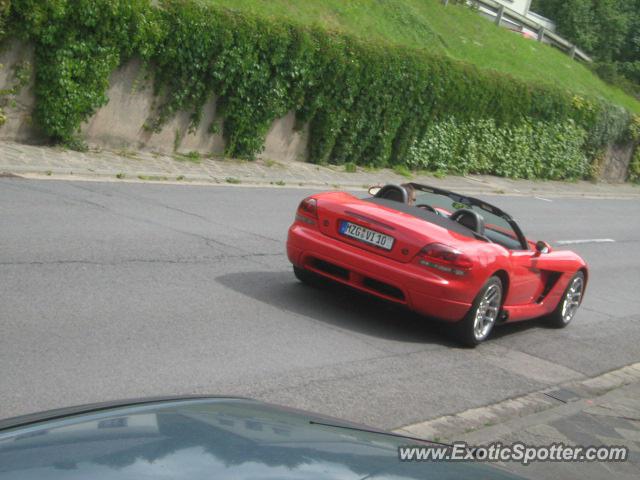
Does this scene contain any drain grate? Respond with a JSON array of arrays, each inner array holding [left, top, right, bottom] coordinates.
[[543, 387, 583, 404]]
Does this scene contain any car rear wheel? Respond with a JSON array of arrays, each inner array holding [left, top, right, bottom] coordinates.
[[454, 276, 502, 347], [547, 271, 585, 328], [293, 266, 316, 285]]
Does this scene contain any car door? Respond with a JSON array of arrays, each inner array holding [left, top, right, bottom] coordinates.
[[477, 208, 545, 307], [508, 250, 546, 305]]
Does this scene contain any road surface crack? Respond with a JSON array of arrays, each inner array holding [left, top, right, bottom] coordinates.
[[0, 253, 285, 267]]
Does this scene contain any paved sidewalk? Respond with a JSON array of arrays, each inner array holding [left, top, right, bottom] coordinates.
[[1, 141, 639, 198], [396, 363, 640, 479]]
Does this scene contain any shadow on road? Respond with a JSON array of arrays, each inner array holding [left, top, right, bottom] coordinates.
[[216, 270, 464, 347], [492, 318, 549, 340]]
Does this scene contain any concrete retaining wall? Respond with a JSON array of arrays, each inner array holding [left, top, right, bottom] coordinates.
[[0, 39, 308, 162], [600, 141, 636, 182], [0, 40, 42, 144], [0, 39, 633, 180]]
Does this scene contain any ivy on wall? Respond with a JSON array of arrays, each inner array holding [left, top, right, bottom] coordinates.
[[0, 60, 31, 126], [407, 118, 589, 180], [0, 0, 11, 126], [2, 0, 637, 179], [628, 115, 640, 182]]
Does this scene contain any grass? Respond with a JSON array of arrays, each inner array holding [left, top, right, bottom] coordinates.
[[393, 164, 413, 178], [225, 177, 241, 184], [205, 0, 640, 113], [175, 151, 202, 163], [117, 149, 138, 160], [344, 162, 357, 173], [263, 159, 284, 168], [137, 174, 169, 181]]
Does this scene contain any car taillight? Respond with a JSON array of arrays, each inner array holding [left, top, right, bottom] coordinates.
[[296, 197, 318, 225], [418, 243, 472, 276]]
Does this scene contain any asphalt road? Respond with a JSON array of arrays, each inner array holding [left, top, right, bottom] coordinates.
[[1, 178, 639, 430]]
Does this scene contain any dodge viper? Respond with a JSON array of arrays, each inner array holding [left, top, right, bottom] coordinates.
[[287, 183, 588, 346]]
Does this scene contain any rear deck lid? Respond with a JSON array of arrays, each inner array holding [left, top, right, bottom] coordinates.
[[316, 193, 478, 263]]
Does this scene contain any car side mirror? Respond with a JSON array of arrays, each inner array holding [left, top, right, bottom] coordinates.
[[368, 185, 381, 196], [535, 240, 552, 255]]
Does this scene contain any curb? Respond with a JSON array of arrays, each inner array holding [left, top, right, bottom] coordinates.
[[2, 140, 640, 200], [4, 166, 640, 199], [2, 165, 386, 191], [393, 362, 640, 442], [2, 168, 345, 190]]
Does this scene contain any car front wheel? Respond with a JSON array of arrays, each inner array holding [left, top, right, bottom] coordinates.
[[547, 271, 585, 328], [454, 276, 503, 347]]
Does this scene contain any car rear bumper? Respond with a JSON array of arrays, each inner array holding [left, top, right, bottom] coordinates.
[[287, 224, 472, 322]]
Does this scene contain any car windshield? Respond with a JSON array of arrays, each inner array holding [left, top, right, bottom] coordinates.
[[412, 185, 525, 250]]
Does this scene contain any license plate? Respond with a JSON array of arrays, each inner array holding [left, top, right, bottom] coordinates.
[[339, 221, 395, 251]]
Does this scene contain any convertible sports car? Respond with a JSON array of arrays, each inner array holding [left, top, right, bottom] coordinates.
[[287, 183, 588, 346]]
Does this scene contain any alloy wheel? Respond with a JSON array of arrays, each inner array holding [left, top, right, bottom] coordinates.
[[473, 283, 502, 341], [561, 276, 583, 324]]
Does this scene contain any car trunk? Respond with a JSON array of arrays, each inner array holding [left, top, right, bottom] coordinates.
[[315, 194, 450, 264]]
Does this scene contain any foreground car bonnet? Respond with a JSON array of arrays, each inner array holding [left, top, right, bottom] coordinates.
[[0, 397, 521, 479]]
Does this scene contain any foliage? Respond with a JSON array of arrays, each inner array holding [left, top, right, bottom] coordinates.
[[629, 115, 640, 142], [407, 118, 589, 180], [582, 99, 632, 152], [629, 148, 640, 183], [8, 0, 159, 144], [532, 0, 631, 61], [0, 0, 9, 39], [0, 60, 30, 127], [344, 162, 357, 173], [593, 62, 640, 100], [2, 0, 638, 179], [533, 0, 640, 97], [0, 0, 9, 124], [616, 62, 640, 87], [206, 0, 640, 113], [629, 116, 640, 183]]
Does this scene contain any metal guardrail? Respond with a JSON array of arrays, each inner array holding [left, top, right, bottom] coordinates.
[[443, 0, 592, 63]]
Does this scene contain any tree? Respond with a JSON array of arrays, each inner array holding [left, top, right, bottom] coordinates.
[[0, 1, 11, 39], [533, 0, 639, 95]]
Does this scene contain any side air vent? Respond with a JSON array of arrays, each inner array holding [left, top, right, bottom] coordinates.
[[537, 271, 562, 303]]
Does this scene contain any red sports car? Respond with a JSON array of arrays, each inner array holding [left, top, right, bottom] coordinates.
[[287, 183, 588, 346]]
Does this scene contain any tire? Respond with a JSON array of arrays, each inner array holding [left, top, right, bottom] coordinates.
[[293, 266, 316, 285], [547, 271, 585, 328], [454, 276, 503, 347]]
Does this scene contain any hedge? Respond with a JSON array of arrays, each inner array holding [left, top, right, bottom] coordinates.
[[407, 118, 589, 180], [2, 0, 638, 179]]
